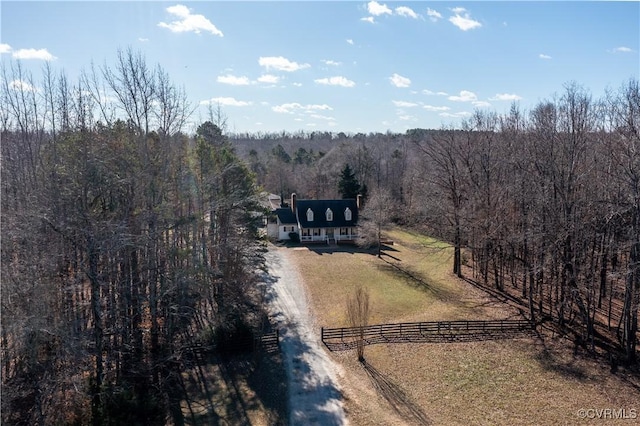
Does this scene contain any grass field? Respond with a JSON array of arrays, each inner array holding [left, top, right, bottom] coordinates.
[[291, 227, 640, 425]]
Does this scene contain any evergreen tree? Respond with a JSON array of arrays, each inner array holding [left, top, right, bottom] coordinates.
[[338, 163, 362, 199]]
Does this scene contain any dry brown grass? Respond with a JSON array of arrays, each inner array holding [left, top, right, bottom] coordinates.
[[179, 352, 287, 426], [291, 227, 640, 426]]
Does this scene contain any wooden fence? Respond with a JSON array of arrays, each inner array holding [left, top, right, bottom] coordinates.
[[180, 329, 280, 364], [321, 320, 534, 351]]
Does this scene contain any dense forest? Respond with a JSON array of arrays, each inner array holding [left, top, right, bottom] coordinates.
[[2, 47, 638, 424], [2, 51, 268, 424]]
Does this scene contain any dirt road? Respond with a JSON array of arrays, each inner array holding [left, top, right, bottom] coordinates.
[[264, 246, 347, 425]]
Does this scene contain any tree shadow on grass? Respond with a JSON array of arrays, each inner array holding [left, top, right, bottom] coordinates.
[[179, 348, 288, 425], [361, 360, 431, 425], [532, 334, 590, 382], [376, 257, 456, 302]]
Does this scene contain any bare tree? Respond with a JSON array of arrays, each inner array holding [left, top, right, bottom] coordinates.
[[358, 188, 394, 257], [346, 284, 370, 362], [102, 47, 156, 133]]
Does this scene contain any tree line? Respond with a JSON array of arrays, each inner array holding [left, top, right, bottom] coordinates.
[[2, 49, 266, 424], [409, 81, 639, 365]]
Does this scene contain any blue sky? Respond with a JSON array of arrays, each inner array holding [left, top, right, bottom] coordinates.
[[2, 1, 639, 134]]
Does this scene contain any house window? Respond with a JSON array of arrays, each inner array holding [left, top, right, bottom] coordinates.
[[326, 208, 333, 221], [344, 207, 352, 221], [302, 229, 310, 236], [313, 229, 320, 236], [307, 208, 314, 222], [340, 228, 348, 236]]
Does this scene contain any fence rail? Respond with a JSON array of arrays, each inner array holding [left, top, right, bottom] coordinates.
[[321, 320, 534, 351], [180, 329, 280, 362]]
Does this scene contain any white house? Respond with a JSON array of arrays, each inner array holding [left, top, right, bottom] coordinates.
[[272, 193, 360, 243]]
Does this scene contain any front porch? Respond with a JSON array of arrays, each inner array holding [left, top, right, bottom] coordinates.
[[300, 227, 359, 244]]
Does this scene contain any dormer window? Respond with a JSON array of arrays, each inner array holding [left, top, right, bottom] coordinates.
[[326, 208, 333, 221], [306, 208, 314, 222], [344, 207, 352, 221]]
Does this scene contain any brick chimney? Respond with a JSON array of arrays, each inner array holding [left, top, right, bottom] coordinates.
[[291, 193, 297, 212]]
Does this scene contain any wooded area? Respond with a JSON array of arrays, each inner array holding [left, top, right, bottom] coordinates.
[[2, 46, 638, 423], [1, 50, 268, 425]]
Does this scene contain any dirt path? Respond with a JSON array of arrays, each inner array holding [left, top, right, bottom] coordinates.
[[264, 246, 347, 425]]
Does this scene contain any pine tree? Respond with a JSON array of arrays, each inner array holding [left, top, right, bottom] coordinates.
[[338, 164, 361, 199]]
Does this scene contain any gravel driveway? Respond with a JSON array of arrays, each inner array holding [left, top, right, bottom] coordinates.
[[264, 246, 347, 425]]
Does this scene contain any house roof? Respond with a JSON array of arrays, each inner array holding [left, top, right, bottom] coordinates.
[[259, 192, 283, 211], [275, 207, 297, 224], [296, 199, 358, 229]]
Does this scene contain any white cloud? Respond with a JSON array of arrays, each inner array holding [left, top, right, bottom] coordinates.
[[393, 100, 419, 107], [200, 97, 251, 107], [367, 1, 392, 16], [217, 74, 251, 85], [440, 111, 472, 118], [259, 56, 310, 72], [426, 8, 442, 22], [437, 91, 449, 96], [422, 89, 435, 95], [448, 90, 477, 102], [449, 7, 482, 31], [423, 105, 451, 112], [309, 114, 336, 121], [346, 39, 354, 45], [272, 103, 332, 114], [389, 73, 411, 88], [0, 44, 11, 54], [472, 101, 492, 108], [12, 48, 56, 61], [322, 59, 342, 66], [9, 79, 38, 92], [258, 74, 280, 84], [395, 6, 419, 19], [539, 53, 552, 59], [158, 4, 223, 36], [138, 38, 149, 42], [361, 16, 375, 24], [612, 46, 634, 53], [292, 82, 303, 87], [305, 104, 333, 112], [489, 93, 522, 101], [398, 115, 417, 121], [314, 76, 355, 87]]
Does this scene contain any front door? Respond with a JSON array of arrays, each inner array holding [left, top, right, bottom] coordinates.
[[326, 228, 334, 239]]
